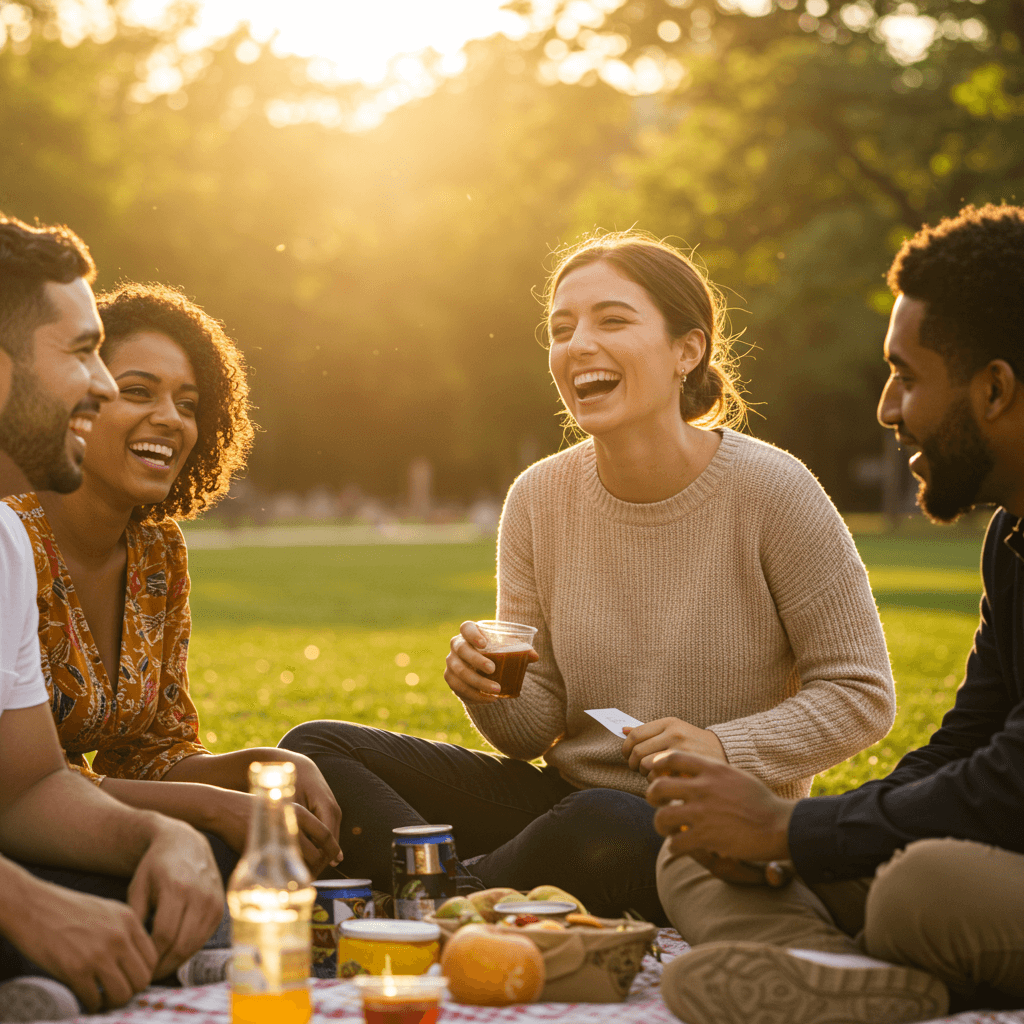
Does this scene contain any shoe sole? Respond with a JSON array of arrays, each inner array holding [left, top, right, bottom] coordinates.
[[661, 941, 949, 1024]]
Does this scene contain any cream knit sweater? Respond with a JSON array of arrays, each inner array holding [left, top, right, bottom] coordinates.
[[465, 429, 896, 801]]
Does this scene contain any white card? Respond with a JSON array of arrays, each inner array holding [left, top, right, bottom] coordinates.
[[585, 708, 644, 736]]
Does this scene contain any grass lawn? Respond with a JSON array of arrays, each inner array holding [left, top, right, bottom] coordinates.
[[185, 529, 985, 797]]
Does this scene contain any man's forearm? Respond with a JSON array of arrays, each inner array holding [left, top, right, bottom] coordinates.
[[0, 855, 57, 934], [0, 769, 162, 875]]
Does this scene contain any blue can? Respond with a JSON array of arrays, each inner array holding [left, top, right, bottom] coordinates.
[[311, 878, 374, 978], [391, 825, 458, 920]]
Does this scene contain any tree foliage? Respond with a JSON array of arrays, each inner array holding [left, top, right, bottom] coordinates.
[[1, 0, 1021, 507]]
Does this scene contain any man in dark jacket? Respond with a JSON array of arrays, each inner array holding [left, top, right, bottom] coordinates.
[[648, 203, 1024, 1024]]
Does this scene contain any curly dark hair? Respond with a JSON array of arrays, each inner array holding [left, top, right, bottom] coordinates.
[[888, 204, 1024, 382], [544, 231, 747, 430], [97, 282, 254, 522], [0, 213, 96, 361]]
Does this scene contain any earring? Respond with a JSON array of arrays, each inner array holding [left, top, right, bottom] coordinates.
[[680, 371, 688, 392]]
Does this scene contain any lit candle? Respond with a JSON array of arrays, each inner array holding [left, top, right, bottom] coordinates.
[[353, 974, 448, 1024]]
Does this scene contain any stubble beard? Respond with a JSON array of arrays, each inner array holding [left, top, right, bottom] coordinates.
[[915, 395, 995, 524], [0, 361, 83, 493]]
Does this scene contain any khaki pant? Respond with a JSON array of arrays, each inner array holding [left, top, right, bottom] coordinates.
[[657, 837, 1024, 999]]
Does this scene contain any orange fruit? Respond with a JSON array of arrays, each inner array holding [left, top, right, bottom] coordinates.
[[441, 923, 545, 1006]]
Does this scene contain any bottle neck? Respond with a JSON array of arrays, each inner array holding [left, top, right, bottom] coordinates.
[[231, 791, 312, 891], [248, 791, 296, 852]]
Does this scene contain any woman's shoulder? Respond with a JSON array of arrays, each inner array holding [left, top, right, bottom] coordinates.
[[128, 517, 188, 570], [725, 431, 835, 506], [508, 440, 591, 499]]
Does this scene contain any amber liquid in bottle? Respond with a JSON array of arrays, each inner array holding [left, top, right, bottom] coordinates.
[[227, 762, 315, 1024]]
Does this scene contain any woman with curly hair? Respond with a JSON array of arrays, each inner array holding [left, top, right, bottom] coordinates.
[[4, 283, 341, 879]]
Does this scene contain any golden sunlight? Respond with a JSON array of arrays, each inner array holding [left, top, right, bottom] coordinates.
[[123, 0, 530, 85]]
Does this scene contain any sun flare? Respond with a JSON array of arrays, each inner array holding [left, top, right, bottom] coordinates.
[[124, 0, 522, 85]]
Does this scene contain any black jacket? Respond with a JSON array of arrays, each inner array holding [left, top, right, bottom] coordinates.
[[790, 509, 1024, 883]]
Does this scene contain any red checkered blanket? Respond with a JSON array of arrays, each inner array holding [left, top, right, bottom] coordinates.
[[48, 930, 1024, 1024]]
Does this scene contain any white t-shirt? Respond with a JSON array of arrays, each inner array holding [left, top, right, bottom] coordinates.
[[0, 502, 47, 718]]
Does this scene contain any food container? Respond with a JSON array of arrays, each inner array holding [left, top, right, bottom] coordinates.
[[493, 899, 577, 921], [391, 825, 458, 920], [353, 974, 448, 1024], [430, 916, 658, 1002], [311, 878, 374, 978], [337, 919, 441, 977]]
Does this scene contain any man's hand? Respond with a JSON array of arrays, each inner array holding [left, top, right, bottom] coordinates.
[[645, 750, 795, 862], [686, 849, 796, 887], [127, 819, 225, 979], [622, 718, 727, 776], [6, 880, 158, 1012]]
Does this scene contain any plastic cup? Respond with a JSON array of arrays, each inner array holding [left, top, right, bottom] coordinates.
[[353, 974, 448, 1024], [475, 620, 537, 699]]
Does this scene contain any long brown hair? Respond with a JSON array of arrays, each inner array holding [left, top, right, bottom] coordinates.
[[545, 231, 747, 429]]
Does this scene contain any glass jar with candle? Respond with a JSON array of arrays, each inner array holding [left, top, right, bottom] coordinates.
[[227, 762, 316, 1024], [353, 974, 448, 1024]]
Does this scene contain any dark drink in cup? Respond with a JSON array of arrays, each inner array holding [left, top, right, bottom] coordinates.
[[484, 645, 532, 698], [476, 620, 538, 700]]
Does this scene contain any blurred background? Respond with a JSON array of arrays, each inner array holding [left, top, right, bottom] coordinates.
[[2, 0, 1021, 520]]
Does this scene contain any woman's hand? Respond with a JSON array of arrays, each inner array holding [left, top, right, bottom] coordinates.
[[621, 717, 727, 776], [444, 620, 539, 705], [208, 789, 342, 877], [279, 753, 343, 864]]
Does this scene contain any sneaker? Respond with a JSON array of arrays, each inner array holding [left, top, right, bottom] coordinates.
[[660, 941, 949, 1024], [0, 977, 80, 1022], [176, 948, 233, 986]]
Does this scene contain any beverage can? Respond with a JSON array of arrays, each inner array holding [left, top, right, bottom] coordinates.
[[310, 878, 374, 979], [391, 825, 458, 920]]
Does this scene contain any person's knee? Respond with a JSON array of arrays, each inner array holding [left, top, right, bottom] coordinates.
[[279, 718, 357, 755], [864, 838, 958, 961], [547, 789, 658, 875]]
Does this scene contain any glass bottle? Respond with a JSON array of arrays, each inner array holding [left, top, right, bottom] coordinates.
[[227, 762, 315, 1024]]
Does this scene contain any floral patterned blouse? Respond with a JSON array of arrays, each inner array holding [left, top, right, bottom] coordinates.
[[3, 492, 208, 784]]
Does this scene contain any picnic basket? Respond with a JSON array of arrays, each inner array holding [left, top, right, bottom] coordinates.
[[429, 915, 658, 1003]]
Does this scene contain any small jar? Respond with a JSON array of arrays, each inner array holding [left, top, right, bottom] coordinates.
[[336, 919, 441, 977]]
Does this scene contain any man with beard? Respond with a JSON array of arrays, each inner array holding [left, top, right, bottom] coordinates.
[[647, 203, 1024, 1024], [0, 214, 224, 1021]]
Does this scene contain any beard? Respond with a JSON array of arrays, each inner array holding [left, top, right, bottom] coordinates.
[[915, 396, 995, 524], [0, 360, 83, 493]]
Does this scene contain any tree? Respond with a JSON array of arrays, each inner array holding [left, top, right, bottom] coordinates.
[[516, 0, 1024, 506]]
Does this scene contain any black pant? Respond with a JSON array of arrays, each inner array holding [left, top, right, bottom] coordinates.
[[0, 832, 237, 982], [279, 720, 667, 924]]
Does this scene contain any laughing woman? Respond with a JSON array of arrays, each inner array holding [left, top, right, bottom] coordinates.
[[4, 283, 342, 878], [282, 232, 897, 923]]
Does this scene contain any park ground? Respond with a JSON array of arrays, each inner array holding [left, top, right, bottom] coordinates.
[[184, 523, 986, 796]]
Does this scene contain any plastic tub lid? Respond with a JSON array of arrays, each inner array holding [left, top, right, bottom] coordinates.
[[312, 878, 373, 889], [340, 919, 441, 942], [392, 825, 452, 839], [494, 900, 577, 916]]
